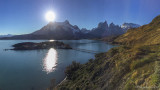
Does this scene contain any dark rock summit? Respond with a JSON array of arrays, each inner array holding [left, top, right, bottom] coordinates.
[[88, 21, 124, 38]]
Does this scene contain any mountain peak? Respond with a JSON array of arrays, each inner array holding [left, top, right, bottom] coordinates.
[[121, 23, 140, 30], [122, 23, 140, 26], [104, 20, 107, 24], [46, 20, 71, 26], [30, 20, 83, 39], [150, 15, 160, 25], [47, 22, 54, 25], [109, 22, 115, 27], [98, 21, 108, 29], [64, 20, 70, 24]]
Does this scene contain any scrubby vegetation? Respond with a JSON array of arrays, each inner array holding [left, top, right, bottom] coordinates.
[[65, 61, 82, 80], [114, 15, 160, 46], [52, 45, 160, 90], [49, 15, 160, 90]]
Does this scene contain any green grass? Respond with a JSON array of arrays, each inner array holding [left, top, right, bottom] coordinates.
[[48, 15, 160, 90], [114, 15, 160, 46], [151, 61, 160, 86], [52, 45, 160, 90], [130, 53, 157, 70]]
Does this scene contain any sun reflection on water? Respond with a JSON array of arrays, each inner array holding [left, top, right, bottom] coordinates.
[[49, 40, 54, 42], [43, 48, 57, 73]]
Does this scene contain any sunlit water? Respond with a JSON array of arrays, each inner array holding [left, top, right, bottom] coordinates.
[[43, 48, 57, 73], [0, 40, 116, 90]]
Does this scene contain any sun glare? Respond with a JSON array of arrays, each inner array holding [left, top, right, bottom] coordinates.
[[45, 11, 56, 22], [49, 40, 55, 42], [43, 48, 57, 73]]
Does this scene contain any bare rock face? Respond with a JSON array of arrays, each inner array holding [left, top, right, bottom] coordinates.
[[89, 21, 124, 38]]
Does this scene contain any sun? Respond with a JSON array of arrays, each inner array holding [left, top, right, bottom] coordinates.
[[45, 11, 56, 22]]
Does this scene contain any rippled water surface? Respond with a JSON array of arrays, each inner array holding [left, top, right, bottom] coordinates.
[[0, 40, 116, 90]]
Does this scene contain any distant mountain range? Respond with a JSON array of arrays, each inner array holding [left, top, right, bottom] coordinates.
[[0, 34, 14, 38], [89, 21, 125, 38], [0, 20, 140, 40]]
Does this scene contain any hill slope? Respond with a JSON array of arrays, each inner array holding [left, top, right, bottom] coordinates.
[[50, 15, 160, 90], [55, 45, 160, 90], [114, 15, 160, 46]]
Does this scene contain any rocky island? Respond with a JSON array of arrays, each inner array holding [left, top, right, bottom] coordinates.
[[11, 41, 72, 50]]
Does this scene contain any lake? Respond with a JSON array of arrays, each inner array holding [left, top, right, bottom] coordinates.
[[0, 40, 116, 90]]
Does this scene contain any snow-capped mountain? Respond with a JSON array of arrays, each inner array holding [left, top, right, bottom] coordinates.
[[121, 23, 141, 31]]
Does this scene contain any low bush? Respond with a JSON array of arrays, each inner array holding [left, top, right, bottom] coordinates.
[[65, 61, 82, 80], [130, 54, 157, 70]]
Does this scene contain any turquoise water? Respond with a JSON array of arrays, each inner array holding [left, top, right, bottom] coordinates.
[[0, 40, 116, 90]]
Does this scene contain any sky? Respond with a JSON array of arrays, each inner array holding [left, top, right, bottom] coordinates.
[[0, 0, 160, 35]]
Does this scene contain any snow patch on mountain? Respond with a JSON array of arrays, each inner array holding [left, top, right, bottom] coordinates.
[[121, 23, 141, 31]]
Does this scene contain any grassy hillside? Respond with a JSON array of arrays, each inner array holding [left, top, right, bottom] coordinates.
[[54, 45, 160, 90], [49, 15, 160, 90], [114, 15, 160, 46]]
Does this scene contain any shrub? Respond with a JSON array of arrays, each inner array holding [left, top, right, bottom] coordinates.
[[130, 54, 156, 70], [151, 61, 160, 86], [109, 48, 118, 57], [65, 61, 82, 80], [138, 46, 151, 54]]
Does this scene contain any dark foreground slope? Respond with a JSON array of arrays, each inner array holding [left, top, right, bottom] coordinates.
[[49, 15, 160, 90]]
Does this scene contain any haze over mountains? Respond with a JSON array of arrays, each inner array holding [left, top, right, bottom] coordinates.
[[1, 20, 140, 40]]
